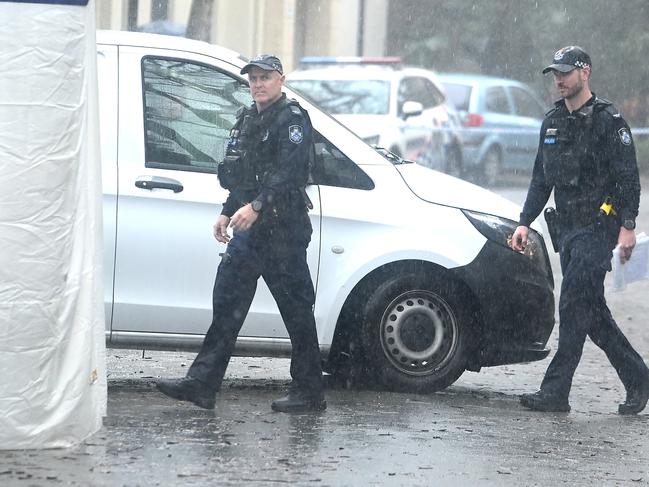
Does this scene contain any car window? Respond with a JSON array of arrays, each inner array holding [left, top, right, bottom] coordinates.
[[312, 131, 374, 190], [398, 76, 445, 110], [510, 86, 545, 119], [484, 86, 511, 114], [440, 82, 471, 112], [288, 79, 390, 115], [142, 56, 252, 173]]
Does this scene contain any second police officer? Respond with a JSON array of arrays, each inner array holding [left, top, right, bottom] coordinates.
[[157, 54, 326, 413], [511, 46, 649, 414]]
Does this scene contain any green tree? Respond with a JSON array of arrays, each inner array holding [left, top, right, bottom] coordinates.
[[186, 0, 214, 42], [387, 0, 649, 112]]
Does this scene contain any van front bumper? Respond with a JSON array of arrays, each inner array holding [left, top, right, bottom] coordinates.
[[451, 239, 555, 369]]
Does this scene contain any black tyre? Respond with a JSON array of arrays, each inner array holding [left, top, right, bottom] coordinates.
[[361, 273, 471, 393]]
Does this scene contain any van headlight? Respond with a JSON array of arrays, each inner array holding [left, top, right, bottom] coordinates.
[[462, 209, 551, 277]]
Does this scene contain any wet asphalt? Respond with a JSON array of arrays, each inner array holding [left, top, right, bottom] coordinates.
[[1, 181, 648, 486]]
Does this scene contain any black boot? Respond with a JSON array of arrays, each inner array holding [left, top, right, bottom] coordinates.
[[618, 375, 649, 415], [156, 377, 216, 410], [271, 388, 326, 413], [520, 390, 570, 412]]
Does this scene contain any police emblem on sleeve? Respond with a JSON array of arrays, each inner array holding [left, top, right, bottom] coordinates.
[[289, 125, 303, 144], [618, 127, 632, 146]]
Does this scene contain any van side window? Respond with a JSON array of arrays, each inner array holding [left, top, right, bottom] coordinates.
[[142, 57, 252, 173], [312, 131, 374, 190]]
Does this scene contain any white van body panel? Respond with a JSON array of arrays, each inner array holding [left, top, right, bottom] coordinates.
[[94, 32, 553, 381]]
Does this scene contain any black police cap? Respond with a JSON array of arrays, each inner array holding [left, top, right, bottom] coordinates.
[[543, 46, 591, 74], [240, 54, 283, 75]]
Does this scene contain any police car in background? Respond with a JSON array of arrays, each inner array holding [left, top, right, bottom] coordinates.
[[98, 31, 554, 393], [287, 57, 464, 177]]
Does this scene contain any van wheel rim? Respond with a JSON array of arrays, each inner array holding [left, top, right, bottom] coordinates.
[[379, 290, 458, 376]]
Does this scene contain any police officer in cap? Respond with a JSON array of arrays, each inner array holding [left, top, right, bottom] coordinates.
[[511, 46, 649, 414], [157, 54, 326, 413]]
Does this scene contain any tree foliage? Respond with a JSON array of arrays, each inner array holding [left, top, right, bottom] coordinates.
[[387, 0, 649, 123], [186, 0, 214, 42]]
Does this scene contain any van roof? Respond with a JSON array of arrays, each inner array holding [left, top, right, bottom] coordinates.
[[96, 30, 247, 67]]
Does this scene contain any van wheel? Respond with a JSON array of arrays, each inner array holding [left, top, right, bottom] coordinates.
[[361, 273, 469, 393]]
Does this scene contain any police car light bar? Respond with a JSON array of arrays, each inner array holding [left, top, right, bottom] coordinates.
[[300, 56, 402, 65]]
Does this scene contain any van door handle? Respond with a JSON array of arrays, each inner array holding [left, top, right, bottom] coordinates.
[[135, 176, 184, 193]]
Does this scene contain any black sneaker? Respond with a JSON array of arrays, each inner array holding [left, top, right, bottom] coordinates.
[[520, 391, 570, 412], [156, 377, 216, 410], [271, 389, 326, 413], [619, 375, 649, 415]]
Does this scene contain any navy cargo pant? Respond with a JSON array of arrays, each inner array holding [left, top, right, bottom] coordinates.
[[188, 226, 324, 397], [540, 222, 649, 399]]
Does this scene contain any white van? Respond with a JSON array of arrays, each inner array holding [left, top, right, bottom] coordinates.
[[98, 31, 554, 393]]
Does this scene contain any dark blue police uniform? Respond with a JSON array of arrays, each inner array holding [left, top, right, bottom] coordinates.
[[187, 93, 324, 403], [519, 93, 649, 413], [156, 79, 325, 412]]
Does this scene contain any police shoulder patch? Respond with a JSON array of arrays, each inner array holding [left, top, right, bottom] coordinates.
[[618, 127, 632, 146], [289, 125, 303, 144]]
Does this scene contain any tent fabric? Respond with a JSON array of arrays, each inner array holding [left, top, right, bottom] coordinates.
[[0, 0, 106, 449]]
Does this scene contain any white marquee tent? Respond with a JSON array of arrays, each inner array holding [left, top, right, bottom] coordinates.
[[0, 0, 106, 449]]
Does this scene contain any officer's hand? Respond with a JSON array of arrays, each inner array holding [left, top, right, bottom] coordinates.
[[213, 215, 231, 243], [511, 225, 529, 252], [617, 227, 636, 263], [229, 203, 259, 233]]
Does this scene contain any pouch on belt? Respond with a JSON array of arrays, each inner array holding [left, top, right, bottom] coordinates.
[[543, 207, 561, 253]]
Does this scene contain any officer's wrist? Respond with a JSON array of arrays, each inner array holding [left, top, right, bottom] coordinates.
[[621, 218, 636, 231], [250, 199, 263, 213]]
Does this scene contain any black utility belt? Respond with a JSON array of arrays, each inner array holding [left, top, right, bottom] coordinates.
[[543, 207, 616, 253]]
